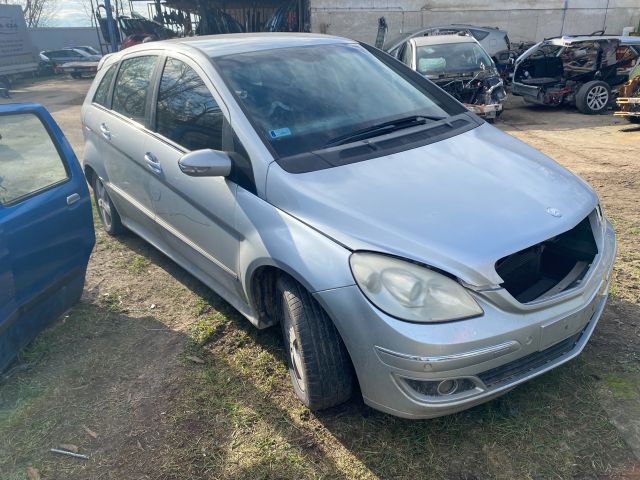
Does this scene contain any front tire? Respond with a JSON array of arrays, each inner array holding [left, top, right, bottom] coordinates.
[[277, 276, 354, 410], [93, 177, 124, 235], [576, 81, 611, 114]]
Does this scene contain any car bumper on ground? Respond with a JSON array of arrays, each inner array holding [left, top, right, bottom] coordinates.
[[314, 221, 616, 419], [465, 102, 503, 119]]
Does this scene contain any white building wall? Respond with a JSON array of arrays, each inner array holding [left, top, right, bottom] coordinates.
[[309, 0, 640, 45]]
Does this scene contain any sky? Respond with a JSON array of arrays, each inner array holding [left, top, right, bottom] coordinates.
[[47, 0, 146, 27]]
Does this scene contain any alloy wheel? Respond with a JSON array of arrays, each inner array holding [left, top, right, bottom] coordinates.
[[586, 85, 609, 111]]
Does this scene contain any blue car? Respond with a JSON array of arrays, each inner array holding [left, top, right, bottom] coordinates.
[[0, 103, 95, 372]]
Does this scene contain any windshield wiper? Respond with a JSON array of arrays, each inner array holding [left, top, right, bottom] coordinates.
[[323, 115, 445, 148]]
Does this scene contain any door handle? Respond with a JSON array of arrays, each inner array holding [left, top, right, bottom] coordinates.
[[144, 152, 162, 175], [99, 123, 111, 140], [66, 193, 80, 205]]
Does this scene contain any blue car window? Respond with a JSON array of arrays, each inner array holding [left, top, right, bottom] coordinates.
[[0, 113, 68, 205]]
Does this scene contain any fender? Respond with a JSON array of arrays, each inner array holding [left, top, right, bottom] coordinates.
[[235, 188, 355, 311]]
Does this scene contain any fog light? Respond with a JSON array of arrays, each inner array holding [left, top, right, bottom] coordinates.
[[404, 378, 476, 398], [437, 379, 459, 395]]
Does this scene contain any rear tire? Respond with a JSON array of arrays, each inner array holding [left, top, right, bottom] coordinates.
[[277, 275, 354, 410], [93, 177, 124, 235], [627, 116, 640, 124], [576, 81, 611, 114]]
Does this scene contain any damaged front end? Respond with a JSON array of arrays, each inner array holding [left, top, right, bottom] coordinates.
[[430, 71, 506, 120], [512, 36, 639, 113]]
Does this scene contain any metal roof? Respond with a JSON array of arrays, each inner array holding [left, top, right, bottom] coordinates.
[[545, 35, 640, 46]]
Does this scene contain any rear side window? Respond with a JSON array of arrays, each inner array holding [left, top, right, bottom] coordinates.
[[470, 29, 490, 41], [112, 56, 157, 124], [0, 113, 68, 205], [92, 64, 117, 107], [155, 58, 223, 151]]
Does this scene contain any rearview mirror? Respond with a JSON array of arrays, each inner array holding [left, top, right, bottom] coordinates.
[[178, 149, 232, 177]]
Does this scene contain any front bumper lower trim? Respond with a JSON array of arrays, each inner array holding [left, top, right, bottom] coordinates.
[[376, 340, 521, 373]]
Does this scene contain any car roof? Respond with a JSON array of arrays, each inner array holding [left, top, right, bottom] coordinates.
[[411, 34, 477, 46], [544, 35, 640, 46], [383, 24, 504, 51], [134, 33, 354, 58]]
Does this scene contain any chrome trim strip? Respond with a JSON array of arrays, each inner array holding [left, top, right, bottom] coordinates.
[[107, 182, 238, 279], [375, 340, 521, 373]]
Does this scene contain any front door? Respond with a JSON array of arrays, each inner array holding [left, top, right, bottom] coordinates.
[[145, 55, 240, 296], [0, 104, 95, 371]]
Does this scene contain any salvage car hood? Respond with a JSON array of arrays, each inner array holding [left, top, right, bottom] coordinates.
[[266, 123, 598, 286]]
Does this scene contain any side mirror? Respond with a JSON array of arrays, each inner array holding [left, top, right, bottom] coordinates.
[[178, 149, 232, 177]]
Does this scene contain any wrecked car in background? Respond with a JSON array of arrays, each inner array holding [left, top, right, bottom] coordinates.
[[614, 63, 640, 124], [512, 35, 640, 114], [394, 34, 506, 121], [385, 24, 510, 59]]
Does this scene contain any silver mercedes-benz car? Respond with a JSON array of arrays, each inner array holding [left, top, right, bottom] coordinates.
[[81, 33, 616, 419]]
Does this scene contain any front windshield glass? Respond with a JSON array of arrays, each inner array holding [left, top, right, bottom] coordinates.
[[214, 43, 454, 158], [416, 42, 493, 75]]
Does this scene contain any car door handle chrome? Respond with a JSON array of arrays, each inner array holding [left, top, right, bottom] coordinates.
[[99, 123, 111, 140], [144, 152, 162, 174], [66, 193, 80, 205]]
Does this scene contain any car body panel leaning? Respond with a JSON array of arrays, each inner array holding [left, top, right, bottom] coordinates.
[[0, 103, 95, 372]]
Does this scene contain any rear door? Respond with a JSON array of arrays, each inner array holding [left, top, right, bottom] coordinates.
[[83, 54, 163, 242], [0, 103, 95, 371]]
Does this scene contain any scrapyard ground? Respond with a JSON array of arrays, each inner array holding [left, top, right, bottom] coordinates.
[[0, 77, 639, 479]]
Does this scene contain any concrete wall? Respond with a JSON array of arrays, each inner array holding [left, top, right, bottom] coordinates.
[[309, 0, 640, 45], [28, 27, 105, 54]]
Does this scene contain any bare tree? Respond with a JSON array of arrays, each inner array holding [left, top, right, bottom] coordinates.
[[7, 0, 58, 28]]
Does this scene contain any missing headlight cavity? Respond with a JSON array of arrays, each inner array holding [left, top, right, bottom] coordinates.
[[496, 215, 598, 303]]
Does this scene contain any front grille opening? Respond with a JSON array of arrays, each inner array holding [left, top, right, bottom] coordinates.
[[478, 326, 586, 388], [496, 216, 597, 303]]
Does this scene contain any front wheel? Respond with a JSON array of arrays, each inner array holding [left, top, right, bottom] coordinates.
[[277, 276, 354, 410], [576, 81, 611, 114]]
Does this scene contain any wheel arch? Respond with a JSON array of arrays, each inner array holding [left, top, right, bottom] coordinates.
[[244, 260, 325, 328]]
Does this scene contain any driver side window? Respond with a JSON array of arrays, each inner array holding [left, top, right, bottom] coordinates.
[[155, 58, 223, 151]]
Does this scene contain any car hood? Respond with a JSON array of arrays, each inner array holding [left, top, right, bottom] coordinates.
[[265, 123, 598, 287]]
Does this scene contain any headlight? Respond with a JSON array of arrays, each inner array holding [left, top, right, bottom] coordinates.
[[349, 253, 483, 323]]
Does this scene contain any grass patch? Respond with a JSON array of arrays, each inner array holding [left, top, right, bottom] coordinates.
[[602, 374, 640, 400], [127, 255, 151, 274]]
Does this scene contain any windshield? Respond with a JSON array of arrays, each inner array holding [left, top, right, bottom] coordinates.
[[214, 43, 456, 158], [416, 42, 493, 75]]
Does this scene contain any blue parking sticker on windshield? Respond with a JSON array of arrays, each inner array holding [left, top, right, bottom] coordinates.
[[269, 127, 291, 139]]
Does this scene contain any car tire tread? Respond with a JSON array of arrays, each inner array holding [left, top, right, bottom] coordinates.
[[277, 275, 353, 410]]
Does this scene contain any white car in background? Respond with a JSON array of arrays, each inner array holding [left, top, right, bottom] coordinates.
[[385, 24, 510, 60]]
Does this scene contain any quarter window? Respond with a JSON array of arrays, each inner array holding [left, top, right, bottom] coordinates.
[[155, 58, 223, 151], [112, 56, 157, 124], [470, 29, 490, 41], [0, 113, 68, 205], [93, 64, 116, 107]]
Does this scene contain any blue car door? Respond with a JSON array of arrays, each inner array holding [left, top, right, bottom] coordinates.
[[0, 103, 95, 372]]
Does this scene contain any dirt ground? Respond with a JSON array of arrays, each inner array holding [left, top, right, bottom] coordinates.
[[0, 77, 639, 480]]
